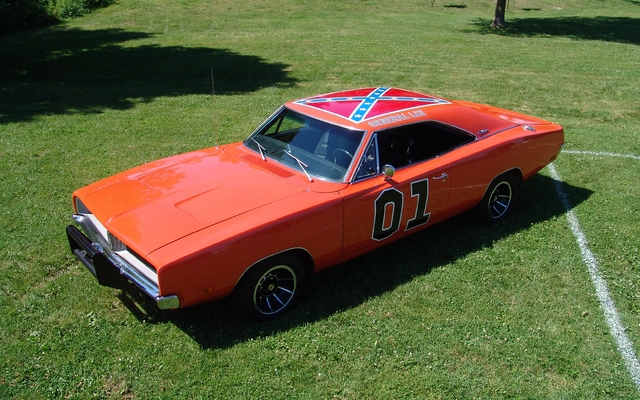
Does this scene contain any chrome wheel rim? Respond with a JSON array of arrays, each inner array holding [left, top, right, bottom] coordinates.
[[488, 181, 512, 219], [253, 265, 297, 315]]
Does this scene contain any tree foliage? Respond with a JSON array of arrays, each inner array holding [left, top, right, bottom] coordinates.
[[0, 0, 114, 33]]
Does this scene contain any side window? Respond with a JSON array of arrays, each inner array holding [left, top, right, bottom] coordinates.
[[377, 131, 414, 169], [355, 136, 379, 180], [376, 122, 475, 169]]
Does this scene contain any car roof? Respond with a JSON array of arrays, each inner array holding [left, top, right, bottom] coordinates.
[[285, 87, 541, 137], [286, 87, 448, 128]]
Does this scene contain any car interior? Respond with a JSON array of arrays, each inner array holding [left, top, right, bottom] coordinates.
[[355, 121, 475, 180]]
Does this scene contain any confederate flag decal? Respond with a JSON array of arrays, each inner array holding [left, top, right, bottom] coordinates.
[[294, 87, 450, 123]]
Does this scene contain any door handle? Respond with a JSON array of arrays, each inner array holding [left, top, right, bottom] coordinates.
[[433, 173, 448, 180]]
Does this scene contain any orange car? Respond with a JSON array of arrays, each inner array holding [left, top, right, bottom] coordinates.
[[66, 87, 563, 320]]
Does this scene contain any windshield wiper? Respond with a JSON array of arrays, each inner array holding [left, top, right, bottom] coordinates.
[[284, 150, 313, 182], [251, 138, 267, 161]]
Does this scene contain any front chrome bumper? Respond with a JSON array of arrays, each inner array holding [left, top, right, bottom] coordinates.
[[66, 214, 179, 309]]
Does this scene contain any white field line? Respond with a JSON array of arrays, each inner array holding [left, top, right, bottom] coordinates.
[[548, 162, 640, 390], [562, 149, 640, 161]]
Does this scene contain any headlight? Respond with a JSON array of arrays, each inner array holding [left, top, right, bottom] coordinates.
[[74, 197, 91, 214]]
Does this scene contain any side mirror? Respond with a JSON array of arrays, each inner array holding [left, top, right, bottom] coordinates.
[[382, 164, 395, 179]]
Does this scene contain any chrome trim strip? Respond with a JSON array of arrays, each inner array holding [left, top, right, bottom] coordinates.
[[71, 214, 179, 309], [73, 214, 158, 285]]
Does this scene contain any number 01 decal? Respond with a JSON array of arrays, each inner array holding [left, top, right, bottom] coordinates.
[[372, 179, 430, 241]]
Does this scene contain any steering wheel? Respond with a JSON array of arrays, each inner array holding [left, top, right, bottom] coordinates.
[[333, 148, 353, 167]]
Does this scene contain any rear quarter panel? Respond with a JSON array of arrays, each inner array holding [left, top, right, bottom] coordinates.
[[445, 124, 564, 216]]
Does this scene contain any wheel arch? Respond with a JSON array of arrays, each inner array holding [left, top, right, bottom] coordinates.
[[480, 168, 523, 200], [472, 168, 521, 224], [505, 167, 524, 185], [232, 247, 315, 291]]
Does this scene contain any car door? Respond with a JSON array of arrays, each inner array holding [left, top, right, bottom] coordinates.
[[339, 133, 451, 259]]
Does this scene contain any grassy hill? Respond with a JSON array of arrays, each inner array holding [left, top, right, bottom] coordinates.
[[1, 0, 639, 397]]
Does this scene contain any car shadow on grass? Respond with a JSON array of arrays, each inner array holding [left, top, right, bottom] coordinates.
[[122, 172, 592, 349], [0, 27, 298, 124], [468, 16, 640, 46]]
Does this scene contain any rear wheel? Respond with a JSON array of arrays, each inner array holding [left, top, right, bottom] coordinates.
[[474, 173, 518, 224], [233, 254, 305, 321]]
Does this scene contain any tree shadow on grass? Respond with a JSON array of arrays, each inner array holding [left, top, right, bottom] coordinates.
[[122, 172, 592, 349], [469, 16, 640, 46], [0, 27, 297, 124]]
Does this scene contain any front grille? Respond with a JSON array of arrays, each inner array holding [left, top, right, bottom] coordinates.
[[107, 231, 126, 252]]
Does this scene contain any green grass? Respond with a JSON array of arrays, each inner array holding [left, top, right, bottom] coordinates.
[[1, 0, 640, 398]]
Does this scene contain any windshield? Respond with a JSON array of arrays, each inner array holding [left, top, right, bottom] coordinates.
[[244, 108, 365, 182]]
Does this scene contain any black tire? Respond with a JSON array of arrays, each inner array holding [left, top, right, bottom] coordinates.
[[233, 254, 305, 321], [473, 173, 518, 224]]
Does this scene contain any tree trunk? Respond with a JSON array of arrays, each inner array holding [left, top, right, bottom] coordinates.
[[491, 0, 507, 28]]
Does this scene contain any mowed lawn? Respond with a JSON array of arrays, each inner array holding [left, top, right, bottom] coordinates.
[[1, 0, 639, 398]]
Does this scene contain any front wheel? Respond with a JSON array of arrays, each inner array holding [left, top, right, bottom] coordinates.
[[233, 254, 305, 321], [473, 173, 518, 224]]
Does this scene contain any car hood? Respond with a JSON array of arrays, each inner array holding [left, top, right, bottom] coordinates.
[[77, 144, 310, 256]]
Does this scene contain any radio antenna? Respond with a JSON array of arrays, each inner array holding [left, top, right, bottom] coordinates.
[[211, 68, 219, 149]]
